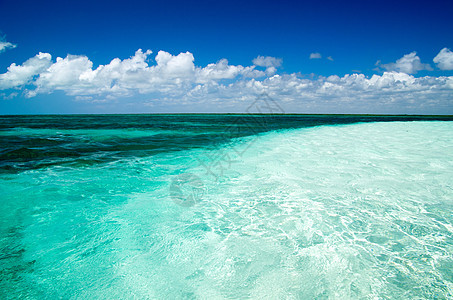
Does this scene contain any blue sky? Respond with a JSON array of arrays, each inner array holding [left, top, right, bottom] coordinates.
[[1, 0, 452, 114]]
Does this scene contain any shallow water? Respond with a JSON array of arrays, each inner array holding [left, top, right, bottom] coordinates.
[[0, 115, 452, 299]]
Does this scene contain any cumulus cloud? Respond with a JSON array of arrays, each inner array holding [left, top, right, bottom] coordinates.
[[379, 52, 432, 74], [252, 56, 282, 76], [0, 49, 452, 113], [252, 56, 282, 68], [0, 40, 16, 53], [433, 48, 453, 70], [0, 52, 52, 90], [0, 49, 268, 98], [197, 58, 262, 82], [310, 53, 322, 59], [199, 72, 453, 113]]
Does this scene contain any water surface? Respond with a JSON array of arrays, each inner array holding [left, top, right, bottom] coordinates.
[[0, 115, 452, 298]]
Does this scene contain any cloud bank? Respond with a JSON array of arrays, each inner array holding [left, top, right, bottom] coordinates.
[[1, 49, 452, 113]]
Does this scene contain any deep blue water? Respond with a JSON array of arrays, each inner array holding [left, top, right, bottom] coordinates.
[[1, 114, 451, 173]]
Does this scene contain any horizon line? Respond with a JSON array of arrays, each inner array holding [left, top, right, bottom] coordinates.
[[1, 113, 453, 117]]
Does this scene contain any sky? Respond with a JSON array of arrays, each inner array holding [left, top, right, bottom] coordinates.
[[0, 0, 452, 114]]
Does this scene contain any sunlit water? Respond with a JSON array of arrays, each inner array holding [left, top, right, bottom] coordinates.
[[1, 115, 452, 299]]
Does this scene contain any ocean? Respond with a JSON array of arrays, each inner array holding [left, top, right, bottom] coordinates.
[[1, 114, 452, 298]]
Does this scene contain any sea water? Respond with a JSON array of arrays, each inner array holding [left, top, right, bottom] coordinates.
[[0, 115, 452, 299]]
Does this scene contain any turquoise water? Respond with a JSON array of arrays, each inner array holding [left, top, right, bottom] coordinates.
[[1, 115, 453, 299]]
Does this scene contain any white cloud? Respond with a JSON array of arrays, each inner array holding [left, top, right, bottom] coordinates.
[[197, 72, 453, 113], [0, 52, 52, 89], [0, 40, 16, 53], [310, 53, 322, 59], [433, 48, 453, 70], [252, 56, 282, 76], [197, 58, 259, 82], [0, 49, 452, 113], [380, 52, 432, 74], [1, 49, 267, 98], [37, 55, 93, 89], [252, 56, 282, 68], [155, 50, 194, 76], [327, 56, 334, 61]]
